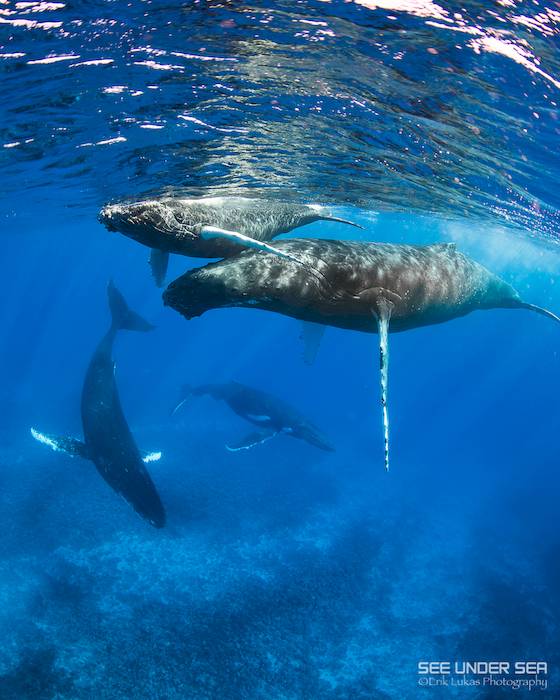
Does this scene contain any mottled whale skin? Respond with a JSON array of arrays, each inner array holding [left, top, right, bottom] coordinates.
[[173, 381, 334, 452], [32, 283, 166, 528], [163, 238, 542, 330], [99, 196, 362, 286], [100, 196, 361, 258], [163, 238, 559, 471]]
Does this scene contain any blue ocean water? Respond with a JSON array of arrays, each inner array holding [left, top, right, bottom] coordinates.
[[1, 1, 559, 698]]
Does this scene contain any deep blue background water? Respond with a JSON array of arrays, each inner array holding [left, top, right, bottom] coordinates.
[[1, 1, 560, 698], [1, 209, 558, 698]]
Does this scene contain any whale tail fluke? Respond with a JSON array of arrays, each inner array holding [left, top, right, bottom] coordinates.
[[517, 301, 560, 325], [108, 280, 154, 333]]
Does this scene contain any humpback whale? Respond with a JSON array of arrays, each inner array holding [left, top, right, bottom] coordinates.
[[98, 196, 362, 286], [31, 282, 166, 528], [163, 238, 560, 472], [172, 381, 334, 452]]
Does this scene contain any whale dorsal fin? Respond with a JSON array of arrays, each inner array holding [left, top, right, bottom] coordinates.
[[300, 321, 326, 365], [225, 429, 279, 452], [149, 249, 170, 288]]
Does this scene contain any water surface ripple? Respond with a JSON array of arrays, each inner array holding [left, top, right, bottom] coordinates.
[[1, 0, 559, 238]]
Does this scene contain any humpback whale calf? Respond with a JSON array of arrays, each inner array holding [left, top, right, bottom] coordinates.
[[31, 282, 166, 527], [163, 237, 560, 471], [172, 381, 334, 452], [98, 196, 362, 286]]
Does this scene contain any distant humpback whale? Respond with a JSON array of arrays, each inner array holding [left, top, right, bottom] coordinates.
[[172, 381, 334, 452], [31, 282, 166, 528], [98, 196, 362, 286], [163, 237, 560, 472]]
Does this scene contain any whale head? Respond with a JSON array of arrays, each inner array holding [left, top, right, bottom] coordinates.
[[163, 241, 330, 320], [99, 199, 192, 251]]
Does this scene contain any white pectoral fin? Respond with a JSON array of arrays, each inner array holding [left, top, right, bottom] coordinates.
[[360, 287, 400, 473], [200, 226, 305, 265], [171, 397, 189, 416], [225, 429, 279, 452], [30, 428, 91, 460], [375, 300, 392, 473], [300, 321, 326, 365], [142, 450, 162, 464]]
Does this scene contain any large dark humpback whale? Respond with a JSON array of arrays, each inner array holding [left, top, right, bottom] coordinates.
[[163, 237, 560, 471], [172, 381, 334, 452], [31, 282, 166, 528], [98, 196, 362, 286]]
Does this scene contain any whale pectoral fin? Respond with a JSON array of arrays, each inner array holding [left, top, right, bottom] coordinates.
[[141, 450, 162, 464], [225, 429, 279, 452], [300, 321, 326, 365], [200, 226, 306, 266], [359, 288, 398, 472], [373, 298, 393, 472], [30, 428, 91, 460], [516, 301, 560, 324], [149, 249, 169, 288], [322, 215, 365, 230]]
